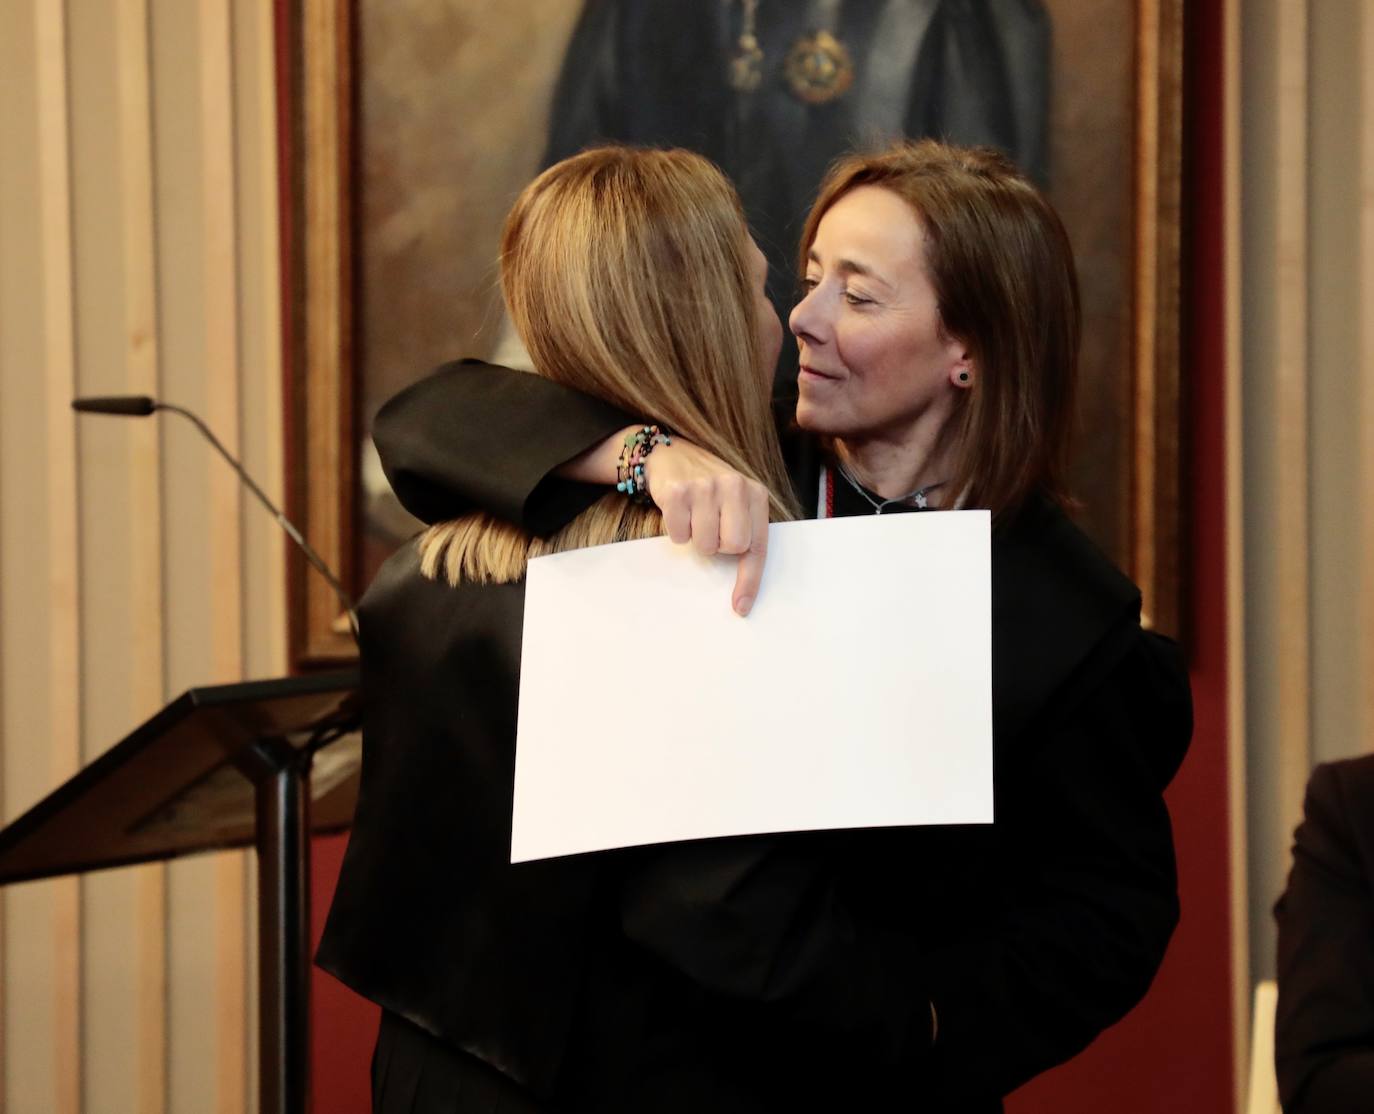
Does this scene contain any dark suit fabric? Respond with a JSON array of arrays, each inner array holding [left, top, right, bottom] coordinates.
[[1275, 755, 1374, 1114], [322, 361, 1192, 1110]]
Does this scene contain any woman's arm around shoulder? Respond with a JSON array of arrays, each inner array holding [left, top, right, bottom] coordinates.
[[373, 358, 781, 613], [373, 359, 634, 532]]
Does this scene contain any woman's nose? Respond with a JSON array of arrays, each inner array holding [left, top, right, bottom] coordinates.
[[789, 287, 824, 342]]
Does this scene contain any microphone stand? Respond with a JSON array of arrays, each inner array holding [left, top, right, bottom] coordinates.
[[154, 402, 358, 640], [72, 395, 359, 640]]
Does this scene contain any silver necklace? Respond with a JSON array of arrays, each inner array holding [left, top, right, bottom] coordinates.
[[834, 457, 945, 513]]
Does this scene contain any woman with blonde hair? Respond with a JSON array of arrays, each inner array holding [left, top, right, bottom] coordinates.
[[368, 138, 1193, 1111], [318, 147, 937, 1113]]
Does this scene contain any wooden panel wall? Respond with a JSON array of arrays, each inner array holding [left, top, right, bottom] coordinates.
[[0, 0, 284, 1109]]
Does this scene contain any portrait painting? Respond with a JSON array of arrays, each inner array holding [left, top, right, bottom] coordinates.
[[281, 0, 1181, 664]]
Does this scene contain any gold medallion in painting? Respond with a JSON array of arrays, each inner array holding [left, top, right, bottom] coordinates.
[[784, 30, 854, 104]]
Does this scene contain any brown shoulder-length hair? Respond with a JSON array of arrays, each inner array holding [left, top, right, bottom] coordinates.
[[799, 139, 1081, 517], [421, 146, 798, 586]]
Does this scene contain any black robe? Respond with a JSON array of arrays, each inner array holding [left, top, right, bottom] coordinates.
[[317, 360, 1192, 1112]]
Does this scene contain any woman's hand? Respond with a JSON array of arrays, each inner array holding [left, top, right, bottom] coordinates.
[[558, 427, 771, 616], [643, 440, 771, 617]]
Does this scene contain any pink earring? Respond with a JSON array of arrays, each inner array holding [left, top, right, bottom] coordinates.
[[957, 371, 970, 384]]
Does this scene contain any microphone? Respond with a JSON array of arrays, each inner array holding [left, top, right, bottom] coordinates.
[[72, 394, 359, 641], [72, 395, 157, 416]]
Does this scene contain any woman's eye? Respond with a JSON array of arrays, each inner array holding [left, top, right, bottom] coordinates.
[[800, 276, 820, 292], [843, 290, 873, 306]]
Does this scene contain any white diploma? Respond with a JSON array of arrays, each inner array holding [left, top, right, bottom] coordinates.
[[512, 511, 993, 863]]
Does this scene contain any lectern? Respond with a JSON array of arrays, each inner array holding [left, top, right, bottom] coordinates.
[[0, 672, 360, 1114]]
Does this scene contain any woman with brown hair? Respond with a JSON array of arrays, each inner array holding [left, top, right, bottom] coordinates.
[[368, 139, 1193, 1110], [319, 145, 953, 1113]]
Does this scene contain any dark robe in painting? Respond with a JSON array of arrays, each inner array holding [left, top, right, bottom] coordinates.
[[543, 0, 1051, 385]]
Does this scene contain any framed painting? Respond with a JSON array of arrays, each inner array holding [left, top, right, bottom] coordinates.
[[279, 0, 1182, 666]]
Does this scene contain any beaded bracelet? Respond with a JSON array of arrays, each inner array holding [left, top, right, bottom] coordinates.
[[616, 425, 672, 504]]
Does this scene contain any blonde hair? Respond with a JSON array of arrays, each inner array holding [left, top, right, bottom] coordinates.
[[421, 146, 798, 585]]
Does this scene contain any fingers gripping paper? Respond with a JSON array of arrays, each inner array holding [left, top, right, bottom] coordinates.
[[512, 512, 993, 862]]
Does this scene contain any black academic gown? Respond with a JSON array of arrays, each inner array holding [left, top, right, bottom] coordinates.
[[318, 360, 1192, 1112], [320, 544, 940, 1113], [1274, 755, 1374, 1114]]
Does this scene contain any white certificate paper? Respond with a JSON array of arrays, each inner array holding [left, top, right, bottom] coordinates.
[[512, 511, 993, 863]]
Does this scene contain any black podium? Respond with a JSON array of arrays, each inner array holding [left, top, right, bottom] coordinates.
[[0, 672, 361, 1114]]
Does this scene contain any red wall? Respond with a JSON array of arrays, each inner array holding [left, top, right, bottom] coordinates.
[[311, 835, 375, 1113], [307, 4, 1236, 1109]]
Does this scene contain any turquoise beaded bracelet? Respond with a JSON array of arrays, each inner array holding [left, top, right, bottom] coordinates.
[[616, 425, 672, 503]]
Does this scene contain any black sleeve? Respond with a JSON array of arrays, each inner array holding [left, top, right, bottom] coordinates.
[[915, 632, 1190, 1097], [372, 359, 635, 532], [1275, 762, 1374, 1114], [618, 832, 934, 1069]]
